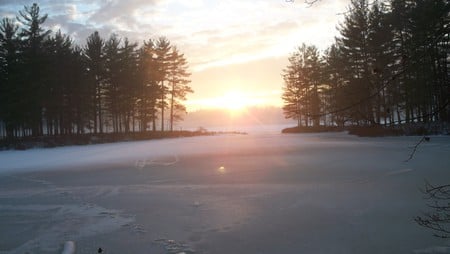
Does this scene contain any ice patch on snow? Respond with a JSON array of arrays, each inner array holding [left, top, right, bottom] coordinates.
[[61, 241, 75, 254], [413, 246, 450, 254], [0, 204, 133, 254], [385, 168, 414, 176]]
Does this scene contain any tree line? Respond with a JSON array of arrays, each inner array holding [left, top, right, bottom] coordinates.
[[0, 3, 193, 139], [282, 0, 449, 129]]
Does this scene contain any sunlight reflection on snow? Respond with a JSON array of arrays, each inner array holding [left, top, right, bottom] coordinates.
[[217, 166, 226, 174]]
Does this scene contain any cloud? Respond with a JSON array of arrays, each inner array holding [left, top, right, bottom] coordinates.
[[142, 0, 348, 71], [2, 0, 349, 58], [1, 0, 350, 110], [88, 0, 161, 24]]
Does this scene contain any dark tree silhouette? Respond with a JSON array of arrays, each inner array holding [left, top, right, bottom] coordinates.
[[84, 31, 105, 134], [17, 3, 51, 136], [283, 0, 450, 240], [282, 0, 450, 130], [282, 44, 323, 127], [154, 37, 172, 131], [167, 46, 193, 131], [0, 3, 193, 142], [0, 18, 20, 138], [137, 38, 160, 132]]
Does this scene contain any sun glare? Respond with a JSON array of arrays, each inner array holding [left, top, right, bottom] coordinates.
[[221, 91, 249, 111], [185, 89, 283, 113], [204, 90, 269, 115]]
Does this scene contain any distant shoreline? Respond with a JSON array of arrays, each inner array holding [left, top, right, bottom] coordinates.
[[0, 130, 247, 151], [282, 123, 450, 137]]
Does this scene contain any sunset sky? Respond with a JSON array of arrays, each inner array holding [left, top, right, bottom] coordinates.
[[0, 0, 348, 111]]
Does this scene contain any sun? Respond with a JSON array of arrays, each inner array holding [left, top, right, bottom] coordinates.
[[220, 91, 249, 112], [185, 89, 274, 113], [189, 90, 254, 113]]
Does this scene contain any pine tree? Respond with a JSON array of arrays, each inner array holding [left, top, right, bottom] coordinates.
[[282, 44, 323, 127], [118, 38, 138, 133], [282, 46, 307, 127], [104, 34, 122, 133], [367, 1, 394, 125], [167, 46, 193, 131], [42, 30, 75, 135], [304, 45, 322, 127], [17, 3, 51, 136], [0, 18, 20, 138], [323, 43, 348, 127], [155, 37, 172, 131], [84, 31, 105, 133], [0, 3, 195, 142], [337, 0, 374, 125], [136, 39, 159, 132]]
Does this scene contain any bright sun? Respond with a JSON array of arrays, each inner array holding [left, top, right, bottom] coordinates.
[[220, 91, 249, 112], [186, 90, 273, 113]]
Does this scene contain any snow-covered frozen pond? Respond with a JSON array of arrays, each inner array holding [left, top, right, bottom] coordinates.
[[1, 132, 449, 253]]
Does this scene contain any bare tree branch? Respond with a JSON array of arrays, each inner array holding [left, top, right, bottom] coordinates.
[[404, 136, 430, 162], [305, 0, 321, 7], [416, 182, 450, 238]]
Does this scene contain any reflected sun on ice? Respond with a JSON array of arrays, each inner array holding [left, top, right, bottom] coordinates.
[[217, 166, 227, 174]]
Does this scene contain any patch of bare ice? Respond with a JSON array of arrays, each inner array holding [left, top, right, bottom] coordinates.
[[413, 246, 450, 254], [0, 203, 133, 254]]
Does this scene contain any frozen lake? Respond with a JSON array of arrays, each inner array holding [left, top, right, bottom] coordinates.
[[1, 132, 450, 253]]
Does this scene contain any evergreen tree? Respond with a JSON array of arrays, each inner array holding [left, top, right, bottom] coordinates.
[[118, 38, 138, 133], [136, 39, 159, 132], [104, 34, 122, 133], [367, 1, 394, 125], [84, 31, 105, 133], [167, 46, 193, 131], [323, 43, 348, 127], [42, 30, 75, 135], [282, 44, 323, 127], [304, 45, 322, 127], [336, 0, 374, 125], [17, 3, 51, 136], [0, 18, 20, 137], [154, 37, 172, 131], [282, 46, 307, 127], [67, 46, 90, 135], [0, 3, 197, 142]]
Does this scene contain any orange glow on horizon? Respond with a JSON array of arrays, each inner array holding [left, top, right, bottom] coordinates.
[[186, 90, 283, 113]]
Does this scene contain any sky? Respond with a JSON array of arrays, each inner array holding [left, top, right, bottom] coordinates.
[[0, 0, 349, 111]]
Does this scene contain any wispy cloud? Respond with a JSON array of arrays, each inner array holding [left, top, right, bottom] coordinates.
[[1, 0, 348, 68], [1, 0, 350, 109]]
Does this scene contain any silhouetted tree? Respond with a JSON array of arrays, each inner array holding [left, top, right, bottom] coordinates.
[[167, 46, 192, 131], [282, 44, 323, 127], [0, 3, 194, 142], [136, 39, 160, 132], [284, 0, 449, 129], [282, 46, 306, 127], [17, 3, 51, 136], [42, 30, 76, 135], [154, 37, 172, 131], [84, 31, 105, 133], [337, 0, 375, 125], [118, 38, 138, 133], [0, 18, 20, 138], [322, 43, 348, 127], [104, 34, 122, 133]]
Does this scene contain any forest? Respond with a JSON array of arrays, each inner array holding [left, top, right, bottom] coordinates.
[[0, 4, 193, 141], [282, 0, 449, 133]]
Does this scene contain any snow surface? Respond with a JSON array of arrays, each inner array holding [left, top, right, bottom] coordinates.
[[0, 126, 339, 174], [1, 130, 450, 254]]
